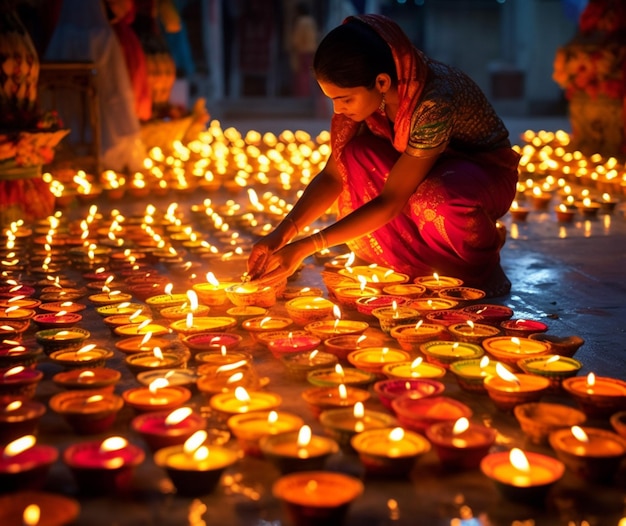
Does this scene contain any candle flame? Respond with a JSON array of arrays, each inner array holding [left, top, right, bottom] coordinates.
[[149, 377, 169, 394], [153, 347, 164, 360], [510, 337, 521, 348], [3, 365, 24, 377], [509, 448, 530, 472], [206, 272, 219, 287], [77, 344, 97, 355], [3, 434, 36, 457], [22, 504, 40, 526], [452, 417, 470, 435], [353, 401, 364, 419], [165, 407, 193, 426], [410, 357, 423, 369], [332, 304, 342, 319], [4, 400, 22, 411], [86, 395, 104, 404], [78, 371, 96, 381], [586, 372, 596, 387], [234, 386, 251, 403], [297, 425, 312, 448], [334, 363, 344, 377], [180, 431, 206, 457], [389, 427, 405, 442], [545, 355, 560, 365], [186, 290, 199, 311], [138, 319, 152, 331], [479, 355, 490, 368], [267, 411, 278, 424], [571, 425, 589, 443], [338, 383, 347, 400], [186, 312, 194, 328], [216, 359, 248, 374], [496, 362, 520, 384], [129, 309, 143, 321], [140, 331, 153, 346], [433, 272, 440, 283], [99, 436, 128, 454], [164, 283, 173, 295], [193, 445, 209, 461], [259, 316, 272, 328]]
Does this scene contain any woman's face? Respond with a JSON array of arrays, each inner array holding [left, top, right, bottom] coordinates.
[[318, 81, 381, 122]]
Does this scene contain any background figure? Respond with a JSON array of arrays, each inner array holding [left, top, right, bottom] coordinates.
[[289, 2, 318, 97], [44, 0, 146, 172], [106, 0, 152, 121], [159, 0, 195, 78]]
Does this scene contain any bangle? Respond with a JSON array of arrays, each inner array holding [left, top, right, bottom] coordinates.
[[284, 217, 299, 237], [311, 231, 328, 253]]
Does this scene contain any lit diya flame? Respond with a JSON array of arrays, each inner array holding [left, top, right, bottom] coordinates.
[[410, 357, 423, 377], [338, 383, 348, 400], [186, 290, 199, 311], [380, 347, 390, 362], [3, 434, 36, 457], [586, 372, 596, 393], [149, 377, 169, 395], [355, 334, 367, 348], [451, 417, 470, 448], [227, 372, 244, 384], [307, 349, 319, 363], [165, 407, 193, 426], [4, 400, 22, 412], [3, 305, 19, 314], [334, 363, 345, 379], [466, 320, 475, 333], [234, 386, 251, 407], [332, 304, 342, 331], [77, 371, 96, 382], [22, 504, 40, 526], [353, 401, 365, 433], [544, 355, 560, 367], [152, 347, 164, 363], [185, 313, 194, 329], [479, 355, 490, 375], [139, 331, 153, 349], [76, 344, 97, 359], [413, 319, 423, 331], [296, 425, 312, 458], [164, 283, 174, 297], [85, 394, 104, 404], [571, 425, 589, 445], [54, 310, 69, 318], [388, 427, 405, 457], [137, 319, 152, 333], [510, 337, 522, 351], [495, 362, 520, 386], [357, 275, 367, 291], [129, 309, 143, 321], [98, 436, 128, 468], [391, 300, 399, 318], [3, 365, 24, 378], [259, 317, 272, 328], [7, 344, 25, 354], [433, 272, 440, 284], [509, 448, 532, 486], [217, 360, 248, 374]]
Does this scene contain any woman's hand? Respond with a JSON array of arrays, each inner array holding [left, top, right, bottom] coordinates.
[[246, 229, 285, 280], [255, 239, 311, 285]]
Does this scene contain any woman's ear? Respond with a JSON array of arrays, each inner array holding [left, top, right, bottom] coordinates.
[[376, 73, 391, 93]]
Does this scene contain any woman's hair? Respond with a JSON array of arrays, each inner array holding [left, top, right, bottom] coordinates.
[[313, 18, 397, 89]]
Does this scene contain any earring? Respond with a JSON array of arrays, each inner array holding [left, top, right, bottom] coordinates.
[[378, 92, 386, 114]]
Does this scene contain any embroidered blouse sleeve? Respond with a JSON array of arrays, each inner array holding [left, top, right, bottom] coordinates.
[[405, 86, 454, 158]]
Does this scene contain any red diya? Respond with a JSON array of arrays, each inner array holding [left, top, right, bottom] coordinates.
[[0, 340, 42, 368], [182, 332, 242, 354], [0, 435, 59, 493], [373, 378, 445, 412], [63, 436, 145, 495], [426, 417, 497, 470], [267, 332, 321, 359], [354, 295, 408, 317], [0, 400, 46, 444], [131, 407, 207, 451], [500, 318, 549, 338], [0, 366, 43, 399], [48, 345, 114, 370], [49, 390, 124, 434], [391, 394, 473, 435], [461, 303, 514, 325], [32, 312, 83, 330]]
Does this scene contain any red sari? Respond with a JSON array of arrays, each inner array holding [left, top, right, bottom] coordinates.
[[330, 15, 520, 289]]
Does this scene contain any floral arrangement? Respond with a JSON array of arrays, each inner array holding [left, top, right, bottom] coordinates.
[[552, 0, 626, 100], [552, 41, 626, 99]]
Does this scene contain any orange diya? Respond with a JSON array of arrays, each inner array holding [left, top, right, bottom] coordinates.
[[49, 390, 124, 434], [562, 372, 626, 418], [483, 363, 551, 412], [301, 383, 370, 419], [122, 378, 191, 412], [124, 346, 187, 375]]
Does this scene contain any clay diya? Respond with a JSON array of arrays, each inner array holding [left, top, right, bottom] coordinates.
[[373, 377, 445, 411], [391, 395, 473, 435], [49, 390, 124, 434], [131, 407, 207, 451], [0, 435, 58, 493], [514, 402, 586, 445], [0, 400, 46, 444], [52, 368, 121, 392]]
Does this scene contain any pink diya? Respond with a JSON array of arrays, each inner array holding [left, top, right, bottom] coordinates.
[[391, 394, 473, 435], [267, 332, 321, 359], [0, 366, 43, 399], [461, 303, 514, 325], [373, 377, 445, 412], [355, 294, 409, 317], [32, 312, 82, 330], [63, 436, 145, 495], [182, 332, 243, 354], [0, 435, 58, 492], [500, 318, 549, 338], [131, 407, 207, 451]]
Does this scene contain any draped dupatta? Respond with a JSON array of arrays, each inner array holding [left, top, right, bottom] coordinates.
[[330, 14, 430, 183]]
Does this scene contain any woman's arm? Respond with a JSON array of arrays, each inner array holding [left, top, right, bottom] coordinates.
[[256, 151, 440, 282]]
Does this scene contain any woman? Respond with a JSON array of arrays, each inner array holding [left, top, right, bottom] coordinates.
[[247, 14, 520, 297]]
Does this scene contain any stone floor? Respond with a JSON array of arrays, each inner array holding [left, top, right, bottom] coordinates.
[[4, 114, 626, 526]]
